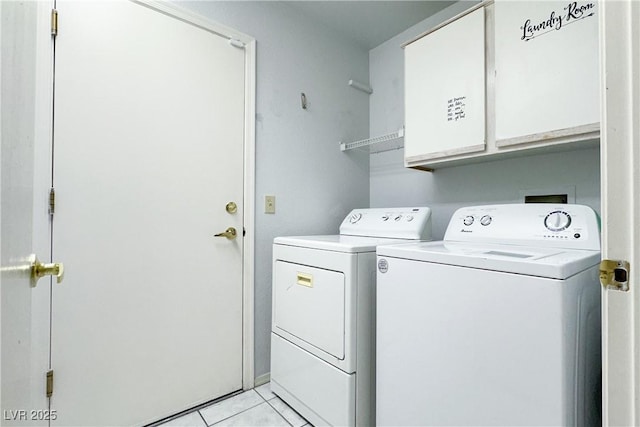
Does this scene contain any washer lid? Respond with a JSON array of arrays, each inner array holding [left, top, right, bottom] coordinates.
[[377, 241, 600, 279], [274, 235, 416, 253]]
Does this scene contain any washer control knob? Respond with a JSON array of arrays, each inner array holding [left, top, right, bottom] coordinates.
[[394, 214, 403, 221], [480, 215, 492, 226], [349, 213, 362, 224], [381, 215, 390, 221], [544, 210, 572, 231], [406, 215, 414, 222], [463, 215, 474, 226]]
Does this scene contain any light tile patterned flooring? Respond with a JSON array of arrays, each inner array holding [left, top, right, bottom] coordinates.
[[156, 383, 311, 427]]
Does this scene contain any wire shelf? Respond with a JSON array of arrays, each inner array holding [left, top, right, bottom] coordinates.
[[340, 128, 404, 152]]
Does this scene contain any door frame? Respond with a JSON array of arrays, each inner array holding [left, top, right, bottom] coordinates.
[[599, 0, 640, 425], [31, 0, 256, 404]]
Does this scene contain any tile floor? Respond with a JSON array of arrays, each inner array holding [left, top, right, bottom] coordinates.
[[156, 383, 311, 427]]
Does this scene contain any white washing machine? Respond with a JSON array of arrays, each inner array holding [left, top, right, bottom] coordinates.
[[376, 204, 601, 427], [271, 207, 433, 427]]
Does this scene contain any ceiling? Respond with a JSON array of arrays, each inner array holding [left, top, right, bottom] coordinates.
[[285, 1, 457, 50]]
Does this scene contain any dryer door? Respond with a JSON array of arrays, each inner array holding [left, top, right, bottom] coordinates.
[[273, 261, 345, 359]]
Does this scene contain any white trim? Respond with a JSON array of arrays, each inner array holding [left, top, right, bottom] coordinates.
[[496, 123, 600, 148], [242, 38, 257, 391], [131, 0, 253, 45], [405, 143, 486, 164], [600, 0, 640, 425]]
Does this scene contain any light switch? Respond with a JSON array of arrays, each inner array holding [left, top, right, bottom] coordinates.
[[265, 195, 276, 214]]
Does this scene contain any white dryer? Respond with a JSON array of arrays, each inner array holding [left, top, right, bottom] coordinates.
[[376, 204, 601, 426], [271, 207, 433, 427]]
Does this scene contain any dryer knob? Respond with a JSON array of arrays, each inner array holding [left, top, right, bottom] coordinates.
[[463, 216, 474, 226], [349, 213, 362, 224]]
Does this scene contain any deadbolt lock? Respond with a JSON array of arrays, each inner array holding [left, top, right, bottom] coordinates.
[[226, 202, 238, 214], [600, 259, 630, 291]]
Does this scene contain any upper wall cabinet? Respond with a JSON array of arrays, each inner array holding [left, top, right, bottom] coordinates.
[[494, 0, 599, 146], [404, 7, 486, 165], [403, 1, 600, 170]]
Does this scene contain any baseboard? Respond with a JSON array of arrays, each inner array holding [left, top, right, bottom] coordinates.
[[254, 372, 270, 387]]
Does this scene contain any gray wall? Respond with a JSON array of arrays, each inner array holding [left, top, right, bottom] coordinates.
[[180, 1, 370, 380], [369, 2, 600, 240]]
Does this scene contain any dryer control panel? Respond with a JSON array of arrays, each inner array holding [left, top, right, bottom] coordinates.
[[444, 204, 600, 251], [339, 207, 432, 240]]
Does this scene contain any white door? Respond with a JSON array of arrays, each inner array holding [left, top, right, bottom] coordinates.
[[1, 1, 40, 422], [600, 1, 640, 425], [50, 1, 249, 425]]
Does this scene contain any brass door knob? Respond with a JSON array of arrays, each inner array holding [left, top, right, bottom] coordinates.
[[214, 227, 237, 240], [29, 254, 64, 287]]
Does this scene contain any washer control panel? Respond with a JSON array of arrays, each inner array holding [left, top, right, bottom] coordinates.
[[444, 204, 600, 250], [340, 207, 432, 240]]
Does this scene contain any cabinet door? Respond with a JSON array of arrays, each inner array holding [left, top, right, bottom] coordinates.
[[404, 7, 486, 163], [495, 1, 599, 145]]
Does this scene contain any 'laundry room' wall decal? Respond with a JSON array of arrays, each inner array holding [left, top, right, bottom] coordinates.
[[520, 2, 596, 42]]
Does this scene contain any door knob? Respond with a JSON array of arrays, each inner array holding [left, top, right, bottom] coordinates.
[[214, 227, 237, 240], [29, 254, 64, 287]]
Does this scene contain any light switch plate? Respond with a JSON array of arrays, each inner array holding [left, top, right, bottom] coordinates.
[[265, 195, 276, 214]]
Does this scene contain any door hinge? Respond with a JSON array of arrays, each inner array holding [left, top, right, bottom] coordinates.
[[48, 188, 55, 216], [600, 259, 630, 291], [51, 9, 58, 37], [46, 370, 54, 397]]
